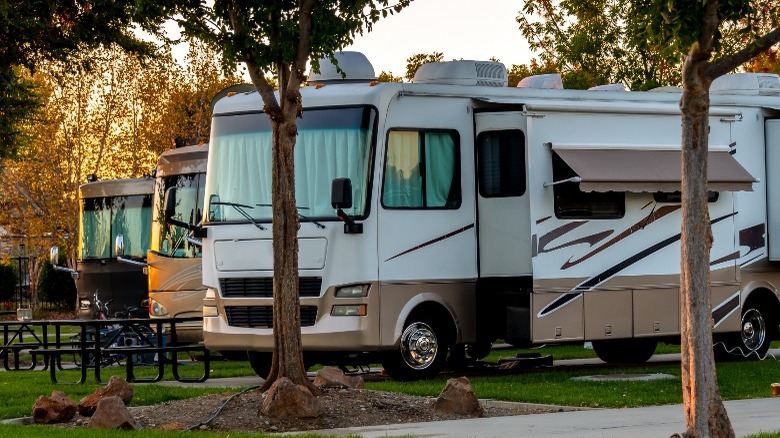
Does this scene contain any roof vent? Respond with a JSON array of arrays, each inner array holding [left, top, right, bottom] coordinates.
[[517, 73, 563, 89], [648, 86, 682, 93], [308, 51, 376, 85], [413, 60, 508, 87], [710, 73, 780, 96], [588, 83, 627, 91]]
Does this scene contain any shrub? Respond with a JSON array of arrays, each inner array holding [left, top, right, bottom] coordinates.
[[0, 263, 17, 302], [38, 263, 77, 309]]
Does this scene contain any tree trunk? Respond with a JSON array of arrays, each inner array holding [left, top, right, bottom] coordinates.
[[678, 49, 734, 438], [259, 87, 310, 391]]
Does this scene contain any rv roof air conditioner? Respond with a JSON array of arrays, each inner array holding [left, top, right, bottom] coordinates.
[[517, 73, 563, 89], [648, 86, 682, 93], [710, 73, 780, 96], [308, 51, 377, 85], [412, 60, 508, 87]]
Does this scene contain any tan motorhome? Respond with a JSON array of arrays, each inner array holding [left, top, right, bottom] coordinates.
[[147, 144, 209, 343], [195, 52, 780, 380]]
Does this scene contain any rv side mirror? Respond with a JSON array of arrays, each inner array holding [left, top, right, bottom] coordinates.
[[331, 177, 362, 234], [164, 187, 177, 225], [50, 246, 59, 265], [331, 178, 353, 209], [114, 234, 125, 257]]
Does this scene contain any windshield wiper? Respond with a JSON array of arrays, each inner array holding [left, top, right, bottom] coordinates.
[[256, 204, 326, 229], [211, 201, 266, 231]]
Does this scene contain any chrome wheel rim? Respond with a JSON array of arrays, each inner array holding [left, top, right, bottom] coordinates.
[[742, 308, 766, 352], [400, 322, 438, 370]]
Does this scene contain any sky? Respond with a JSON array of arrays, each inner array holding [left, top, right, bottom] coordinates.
[[345, 0, 535, 77], [166, 0, 536, 79]]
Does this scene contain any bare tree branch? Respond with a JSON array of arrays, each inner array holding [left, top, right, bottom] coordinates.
[[707, 25, 780, 78]]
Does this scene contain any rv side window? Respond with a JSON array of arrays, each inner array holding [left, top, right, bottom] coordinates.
[[552, 153, 624, 219], [477, 130, 526, 197], [653, 191, 719, 203], [382, 129, 461, 209]]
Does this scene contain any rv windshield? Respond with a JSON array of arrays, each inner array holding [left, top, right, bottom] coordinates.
[[79, 194, 152, 260], [205, 106, 375, 223], [151, 173, 205, 258]]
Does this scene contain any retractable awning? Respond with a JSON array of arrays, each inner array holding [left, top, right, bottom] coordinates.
[[552, 146, 755, 192]]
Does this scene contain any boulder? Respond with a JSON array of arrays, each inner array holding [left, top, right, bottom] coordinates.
[[78, 375, 135, 416], [313, 366, 365, 389], [261, 377, 322, 418], [32, 390, 77, 424], [87, 396, 140, 430], [433, 376, 484, 417]]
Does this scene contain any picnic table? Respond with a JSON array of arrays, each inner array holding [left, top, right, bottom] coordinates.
[[0, 316, 209, 384]]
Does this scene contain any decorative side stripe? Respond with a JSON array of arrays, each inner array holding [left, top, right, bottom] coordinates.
[[385, 223, 475, 262], [538, 212, 737, 318], [712, 292, 740, 329]]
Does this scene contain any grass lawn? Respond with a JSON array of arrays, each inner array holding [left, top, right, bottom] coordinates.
[[0, 341, 776, 436]]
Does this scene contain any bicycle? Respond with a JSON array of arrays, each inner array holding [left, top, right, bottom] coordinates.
[[70, 291, 157, 368]]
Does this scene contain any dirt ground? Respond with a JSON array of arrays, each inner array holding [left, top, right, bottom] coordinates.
[[61, 385, 577, 433], [131, 386, 573, 433]]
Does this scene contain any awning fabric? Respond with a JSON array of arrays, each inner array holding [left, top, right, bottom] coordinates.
[[552, 147, 755, 192]]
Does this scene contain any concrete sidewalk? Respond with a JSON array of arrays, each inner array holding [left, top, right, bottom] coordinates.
[[304, 397, 780, 437]]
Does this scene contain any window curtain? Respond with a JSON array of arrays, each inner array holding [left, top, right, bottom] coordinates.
[[112, 196, 152, 258], [425, 132, 456, 207], [384, 131, 422, 207], [81, 199, 110, 259], [212, 128, 371, 220]]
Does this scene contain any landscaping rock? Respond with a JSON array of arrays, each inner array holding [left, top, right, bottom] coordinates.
[[261, 377, 322, 419], [313, 366, 365, 389], [433, 376, 484, 417], [87, 396, 140, 430], [78, 375, 134, 416], [32, 390, 77, 424]]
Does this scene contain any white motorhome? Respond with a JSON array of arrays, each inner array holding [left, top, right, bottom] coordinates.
[[199, 51, 780, 380]]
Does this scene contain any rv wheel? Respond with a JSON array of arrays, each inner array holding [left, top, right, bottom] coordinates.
[[246, 351, 272, 378], [592, 339, 657, 364], [382, 317, 449, 381], [738, 304, 770, 358]]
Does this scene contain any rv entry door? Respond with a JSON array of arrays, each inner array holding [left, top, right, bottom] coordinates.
[[475, 112, 532, 276]]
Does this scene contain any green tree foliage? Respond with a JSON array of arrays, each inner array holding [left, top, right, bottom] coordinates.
[[0, 262, 17, 303], [404, 52, 443, 82], [37, 262, 76, 309], [148, 0, 413, 391], [634, 1, 780, 436], [0, 0, 161, 159], [517, 0, 680, 90]]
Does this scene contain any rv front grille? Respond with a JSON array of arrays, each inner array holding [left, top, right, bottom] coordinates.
[[225, 306, 318, 328], [219, 277, 322, 298]]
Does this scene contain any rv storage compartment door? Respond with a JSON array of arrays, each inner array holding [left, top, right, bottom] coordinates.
[[767, 119, 780, 261]]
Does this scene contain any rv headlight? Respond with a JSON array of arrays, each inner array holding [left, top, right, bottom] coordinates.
[[150, 300, 169, 316], [79, 299, 91, 310], [205, 289, 217, 299], [331, 304, 367, 317], [203, 306, 219, 317], [335, 284, 368, 298]]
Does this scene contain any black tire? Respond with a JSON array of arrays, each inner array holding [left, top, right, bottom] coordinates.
[[381, 316, 451, 381], [592, 339, 657, 364], [247, 350, 272, 378], [218, 350, 248, 361]]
